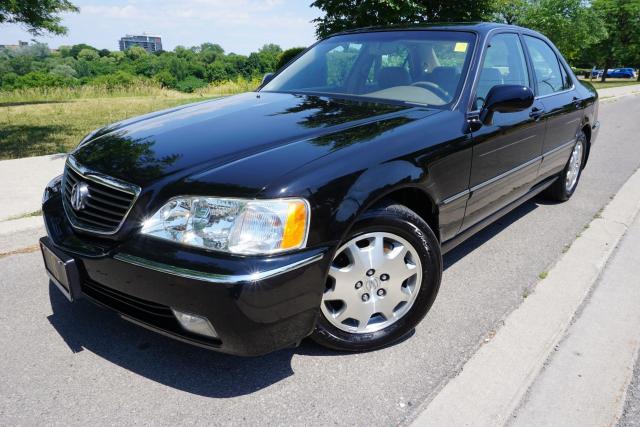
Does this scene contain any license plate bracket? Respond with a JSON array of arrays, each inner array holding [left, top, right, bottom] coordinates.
[[40, 237, 82, 302]]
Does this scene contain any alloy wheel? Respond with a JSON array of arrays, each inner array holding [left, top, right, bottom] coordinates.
[[565, 139, 584, 193], [321, 232, 423, 333]]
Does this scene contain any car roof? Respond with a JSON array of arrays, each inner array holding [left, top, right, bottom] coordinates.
[[331, 22, 530, 37]]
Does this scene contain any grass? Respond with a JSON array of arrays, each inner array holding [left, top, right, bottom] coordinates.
[[579, 77, 640, 90], [0, 78, 260, 160], [3, 209, 43, 221]]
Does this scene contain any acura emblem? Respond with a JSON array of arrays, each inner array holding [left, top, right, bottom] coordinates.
[[70, 182, 90, 211]]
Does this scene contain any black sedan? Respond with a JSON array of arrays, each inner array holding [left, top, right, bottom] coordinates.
[[41, 23, 599, 356]]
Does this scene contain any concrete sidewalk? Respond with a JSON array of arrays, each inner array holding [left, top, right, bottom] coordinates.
[[596, 82, 640, 99], [409, 166, 640, 426], [511, 211, 640, 426], [0, 154, 66, 221]]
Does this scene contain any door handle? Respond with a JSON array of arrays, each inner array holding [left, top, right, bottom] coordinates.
[[530, 107, 544, 120], [572, 96, 582, 108]]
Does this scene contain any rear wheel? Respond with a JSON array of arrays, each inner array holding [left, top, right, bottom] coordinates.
[[544, 130, 587, 202], [311, 202, 442, 352]]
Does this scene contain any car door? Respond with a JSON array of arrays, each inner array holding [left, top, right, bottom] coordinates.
[[523, 35, 584, 180], [462, 32, 545, 231]]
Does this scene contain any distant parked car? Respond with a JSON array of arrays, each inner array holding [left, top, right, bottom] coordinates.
[[590, 69, 603, 78], [588, 68, 636, 79], [606, 68, 637, 79]]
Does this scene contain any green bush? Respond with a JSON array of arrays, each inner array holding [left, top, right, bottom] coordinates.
[[90, 71, 144, 88], [154, 70, 177, 89], [13, 71, 78, 89], [0, 72, 18, 89], [176, 76, 207, 93]]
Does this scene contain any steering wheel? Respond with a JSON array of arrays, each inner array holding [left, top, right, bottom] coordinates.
[[410, 81, 449, 101]]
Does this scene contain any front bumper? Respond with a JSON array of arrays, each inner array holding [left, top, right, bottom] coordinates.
[[42, 192, 330, 356]]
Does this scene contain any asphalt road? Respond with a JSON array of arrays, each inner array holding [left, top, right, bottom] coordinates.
[[621, 355, 640, 426], [2, 94, 640, 427]]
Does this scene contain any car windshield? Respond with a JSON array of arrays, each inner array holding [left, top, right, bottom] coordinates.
[[261, 30, 476, 108]]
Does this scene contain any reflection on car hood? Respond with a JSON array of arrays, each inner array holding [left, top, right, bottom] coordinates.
[[72, 92, 431, 190]]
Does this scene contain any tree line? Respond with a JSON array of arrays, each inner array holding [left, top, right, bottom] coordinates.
[[1, 0, 639, 93], [0, 42, 305, 92]]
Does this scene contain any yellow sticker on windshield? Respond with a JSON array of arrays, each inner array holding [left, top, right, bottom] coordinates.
[[454, 42, 468, 53]]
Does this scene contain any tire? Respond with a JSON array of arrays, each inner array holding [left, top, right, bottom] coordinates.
[[311, 202, 442, 352], [544, 130, 587, 202]]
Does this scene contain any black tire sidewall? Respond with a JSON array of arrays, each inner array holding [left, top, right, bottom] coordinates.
[[562, 132, 587, 199], [313, 204, 442, 352]]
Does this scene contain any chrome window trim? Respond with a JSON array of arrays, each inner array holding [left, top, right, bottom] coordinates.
[[534, 86, 576, 100], [113, 252, 325, 284], [63, 155, 141, 236], [450, 31, 481, 111]]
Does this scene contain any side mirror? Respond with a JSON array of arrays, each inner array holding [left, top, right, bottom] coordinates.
[[261, 73, 274, 86], [480, 85, 534, 125]]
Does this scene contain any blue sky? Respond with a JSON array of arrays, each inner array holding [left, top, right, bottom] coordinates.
[[1, 0, 321, 54]]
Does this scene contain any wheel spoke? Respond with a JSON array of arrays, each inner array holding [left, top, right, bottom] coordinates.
[[385, 246, 418, 284], [374, 292, 407, 320], [327, 265, 360, 300], [352, 303, 374, 332], [348, 241, 371, 272]]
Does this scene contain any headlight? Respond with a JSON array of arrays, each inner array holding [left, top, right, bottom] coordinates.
[[141, 197, 310, 255]]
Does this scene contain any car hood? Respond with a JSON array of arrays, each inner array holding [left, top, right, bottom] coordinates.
[[72, 92, 436, 196]]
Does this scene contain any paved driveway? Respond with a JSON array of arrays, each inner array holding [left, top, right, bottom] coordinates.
[[1, 94, 640, 426]]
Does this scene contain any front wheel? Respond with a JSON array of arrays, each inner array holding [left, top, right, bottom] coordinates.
[[544, 131, 587, 202], [311, 202, 442, 352]]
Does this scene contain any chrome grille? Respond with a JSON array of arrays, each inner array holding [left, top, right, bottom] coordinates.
[[62, 157, 140, 235]]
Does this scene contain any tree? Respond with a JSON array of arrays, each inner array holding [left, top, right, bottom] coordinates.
[[77, 48, 99, 61], [49, 63, 77, 78], [518, 0, 606, 63], [0, 0, 78, 35], [70, 43, 96, 59], [492, 0, 529, 25], [125, 46, 148, 61], [590, 0, 640, 81], [199, 43, 224, 64], [311, 0, 495, 38]]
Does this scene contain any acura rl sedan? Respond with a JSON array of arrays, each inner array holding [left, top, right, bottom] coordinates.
[[41, 23, 599, 356]]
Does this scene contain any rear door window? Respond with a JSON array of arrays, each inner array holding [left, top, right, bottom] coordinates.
[[523, 36, 565, 96]]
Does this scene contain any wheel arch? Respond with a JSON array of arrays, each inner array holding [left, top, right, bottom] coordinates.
[[581, 122, 592, 167], [336, 184, 440, 247]]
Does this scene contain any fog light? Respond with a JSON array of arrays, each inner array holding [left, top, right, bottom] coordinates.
[[171, 309, 218, 338]]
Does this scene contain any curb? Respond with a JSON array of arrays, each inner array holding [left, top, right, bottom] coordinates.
[[409, 167, 640, 427], [0, 153, 65, 222], [0, 217, 45, 255], [511, 213, 640, 426]]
